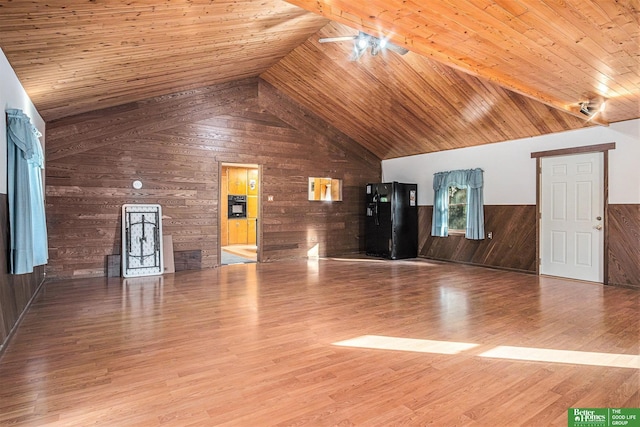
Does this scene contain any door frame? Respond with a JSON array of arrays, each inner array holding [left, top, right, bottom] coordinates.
[[218, 162, 262, 266], [531, 142, 615, 284]]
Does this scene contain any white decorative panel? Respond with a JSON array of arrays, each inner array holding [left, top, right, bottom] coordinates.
[[575, 232, 593, 267], [552, 164, 567, 176], [575, 181, 592, 221], [551, 231, 567, 264], [576, 162, 593, 174], [551, 182, 567, 221], [122, 204, 163, 277]]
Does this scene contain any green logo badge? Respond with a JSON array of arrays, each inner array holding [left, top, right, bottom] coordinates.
[[569, 408, 640, 427]]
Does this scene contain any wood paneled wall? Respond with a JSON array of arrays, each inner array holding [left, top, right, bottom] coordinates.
[[257, 80, 382, 259], [0, 194, 46, 352], [418, 204, 640, 288], [418, 205, 538, 273], [608, 204, 640, 289], [44, 78, 381, 279]]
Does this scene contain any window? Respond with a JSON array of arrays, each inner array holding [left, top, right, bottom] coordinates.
[[448, 185, 468, 232], [431, 168, 484, 240]]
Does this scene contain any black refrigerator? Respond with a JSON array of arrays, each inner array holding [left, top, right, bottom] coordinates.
[[365, 182, 418, 259]]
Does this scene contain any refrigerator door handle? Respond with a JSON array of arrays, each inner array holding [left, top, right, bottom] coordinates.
[[390, 191, 395, 228], [373, 192, 380, 226], [390, 200, 394, 227]]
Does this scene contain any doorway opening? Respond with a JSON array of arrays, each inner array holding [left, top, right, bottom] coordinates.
[[220, 163, 260, 265], [533, 143, 614, 284]]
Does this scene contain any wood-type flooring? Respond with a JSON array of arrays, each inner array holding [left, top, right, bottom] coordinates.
[[222, 245, 258, 261], [0, 258, 638, 426]]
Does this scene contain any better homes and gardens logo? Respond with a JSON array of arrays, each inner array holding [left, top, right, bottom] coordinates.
[[571, 408, 607, 426], [569, 408, 640, 427]]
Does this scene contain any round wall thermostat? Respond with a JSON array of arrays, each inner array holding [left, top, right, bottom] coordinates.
[[132, 180, 143, 189]]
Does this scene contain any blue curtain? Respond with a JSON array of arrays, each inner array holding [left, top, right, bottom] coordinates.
[[6, 109, 48, 274], [431, 168, 484, 240]]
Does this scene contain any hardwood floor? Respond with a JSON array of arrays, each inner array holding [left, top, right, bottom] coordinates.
[[222, 245, 258, 262], [0, 258, 638, 426]]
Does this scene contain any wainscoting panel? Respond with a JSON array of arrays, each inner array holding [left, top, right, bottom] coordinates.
[[608, 204, 640, 288], [418, 205, 537, 273], [419, 204, 640, 288], [0, 194, 46, 352]]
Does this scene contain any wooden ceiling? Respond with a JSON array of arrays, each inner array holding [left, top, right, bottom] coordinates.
[[262, 22, 590, 159], [0, 0, 329, 121], [1, 0, 638, 159]]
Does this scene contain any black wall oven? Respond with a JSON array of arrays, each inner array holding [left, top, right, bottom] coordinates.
[[228, 195, 247, 218]]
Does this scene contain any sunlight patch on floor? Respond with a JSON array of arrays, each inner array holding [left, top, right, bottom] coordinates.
[[478, 345, 640, 369], [333, 335, 478, 354], [333, 335, 640, 369]]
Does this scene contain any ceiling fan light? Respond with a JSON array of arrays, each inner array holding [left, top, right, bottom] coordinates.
[[599, 101, 607, 113], [350, 44, 366, 61], [323, 31, 405, 61]]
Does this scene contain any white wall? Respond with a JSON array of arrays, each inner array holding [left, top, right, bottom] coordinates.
[[382, 119, 640, 205], [1, 48, 45, 194]]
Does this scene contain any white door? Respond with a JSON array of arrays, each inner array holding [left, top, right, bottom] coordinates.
[[540, 152, 604, 282]]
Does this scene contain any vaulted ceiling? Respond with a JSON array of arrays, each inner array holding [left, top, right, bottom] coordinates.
[[1, 0, 638, 159]]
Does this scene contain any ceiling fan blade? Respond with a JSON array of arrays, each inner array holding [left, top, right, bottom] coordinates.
[[349, 44, 367, 61], [386, 43, 409, 55], [318, 36, 357, 43]]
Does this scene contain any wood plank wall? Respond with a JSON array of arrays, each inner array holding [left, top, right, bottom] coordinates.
[[418, 205, 538, 273], [258, 80, 382, 259], [44, 78, 381, 279], [418, 204, 640, 288], [0, 194, 46, 352], [608, 204, 640, 288]]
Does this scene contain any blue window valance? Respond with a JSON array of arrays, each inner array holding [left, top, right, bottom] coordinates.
[[6, 108, 48, 274], [431, 168, 485, 240]]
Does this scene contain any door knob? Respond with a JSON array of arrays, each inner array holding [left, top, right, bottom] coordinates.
[[594, 224, 603, 230]]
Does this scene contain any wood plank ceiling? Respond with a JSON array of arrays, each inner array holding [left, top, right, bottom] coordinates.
[[262, 22, 590, 159], [0, 0, 638, 159], [0, 0, 329, 121]]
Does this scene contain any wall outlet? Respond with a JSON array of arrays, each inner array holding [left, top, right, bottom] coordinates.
[[488, 232, 493, 239]]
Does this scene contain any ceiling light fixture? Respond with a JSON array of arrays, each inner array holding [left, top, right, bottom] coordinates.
[[598, 100, 607, 113], [356, 36, 368, 50], [577, 99, 607, 122], [319, 31, 409, 61], [579, 101, 592, 116]]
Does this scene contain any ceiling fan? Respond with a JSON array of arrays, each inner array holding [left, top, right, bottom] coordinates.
[[319, 31, 409, 61]]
